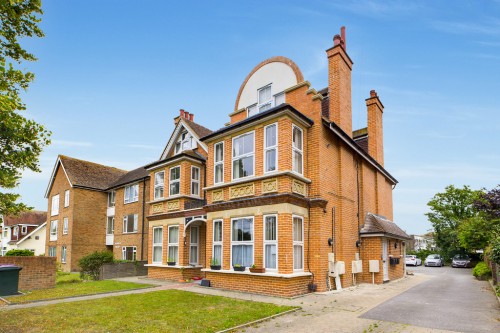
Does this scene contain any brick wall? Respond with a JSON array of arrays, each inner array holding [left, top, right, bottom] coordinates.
[[148, 266, 202, 281], [0, 256, 56, 290]]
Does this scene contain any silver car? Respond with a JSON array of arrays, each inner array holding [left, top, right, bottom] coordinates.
[[451, 254, 471, 268], [424, 254, 444, 267]]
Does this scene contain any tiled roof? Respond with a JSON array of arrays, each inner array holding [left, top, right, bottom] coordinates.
[[60, 155, 128, 191], [145, 150, 206, 170], [108, 166, 150, 189], [360, 213, 411, 240], [183, 118, 213, 138], [3, 211, 47, 227]]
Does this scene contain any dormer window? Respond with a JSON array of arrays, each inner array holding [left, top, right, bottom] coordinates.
[[247, 84, 286, 118], [175, 131, 192, 154]]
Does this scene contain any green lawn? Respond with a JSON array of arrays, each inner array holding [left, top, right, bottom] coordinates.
[[0, 290, 296, 333], [4, 280, 153, 304]]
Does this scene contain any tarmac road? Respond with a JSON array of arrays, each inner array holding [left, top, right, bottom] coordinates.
[[361, 265, 500, 332]]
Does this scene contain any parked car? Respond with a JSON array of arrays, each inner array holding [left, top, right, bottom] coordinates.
[[451, 254, 471, 268], [405, 255, 422, 266], [424, 254, 444, 267]]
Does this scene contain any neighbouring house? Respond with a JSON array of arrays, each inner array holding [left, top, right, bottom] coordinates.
[[1, 211, 47, 256], [44, 27, 410, 295], [409, 234, 436, 251], [44, 155, 150, 271]]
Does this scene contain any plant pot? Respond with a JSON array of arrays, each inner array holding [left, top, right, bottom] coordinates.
[[167, 262, 176, 266], [210, 265, 221, 270], [249, 267, 265, 273], [233, 266, 246, 272]]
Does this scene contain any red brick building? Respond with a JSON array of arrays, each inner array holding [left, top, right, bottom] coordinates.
[[45, 28, 409, 294]]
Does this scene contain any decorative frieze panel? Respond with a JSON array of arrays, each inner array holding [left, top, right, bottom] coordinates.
[[229, 183, 255, 199], [212, 189, 224, 202], [292, 179, 306, 196], [167, 200, 180, 211], [152, 203, 164, 214], [262, 178, 278, 193]]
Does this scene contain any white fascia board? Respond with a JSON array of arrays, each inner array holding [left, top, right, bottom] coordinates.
[[160, 118, 208, 159], [15, 222, 46, 245], [44, 157, 73, 198]]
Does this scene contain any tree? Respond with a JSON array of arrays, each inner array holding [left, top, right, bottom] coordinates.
[[426, 185, 482, 259], [0, 0, 50, 216]]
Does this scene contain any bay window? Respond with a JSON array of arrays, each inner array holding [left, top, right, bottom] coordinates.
[[264, 123, 278, 173], [212, 220, 223, 266], [232, 132, 254, 180], [168, 225, 179, 263], [154, 171, 165, 199], [293, 215, 304, 270], [214, 142, 224, 184], [231, 217, 253, 268], [152, 227, 163, 264], [264, 215, 278, 270], [292, 125, 303, 174], [169, 166, 180, 196]]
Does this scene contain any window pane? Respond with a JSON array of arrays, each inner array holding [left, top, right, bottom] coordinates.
[[265, 149, 276, 172], [169, 227, 179, 243], [191, 182, 199, 196], [192, 167, 199, 180], [168, 246, 178, 262], [293, 151, 303, 174], [190, 246, 198, 263], [155, 172, 164, 185], [233, 133, 254, 157], [155, 186, 164, 199], [293, 245, 303, 269], [215, 143, 223, 162], [293, 127, 302, 150], [153, 228, 163, 243], [265, 216, 276, 241], [274, 92, 285, 105], [232, 245, 253, 267], [265, 244, 277, 269], [153, 247, 162, 262], [265, 124, 277, 147], [258, 85, 271, 104], [213, 245, 222, 263], [170, 182, 180, 195], [293, 218, 303, 241], [191, 227, 198, 243], [248, 104, 257, 117], [232, 156, 254, 179], [170, 167, 180, 180], [214, 221, 222, 242], [232, 218, 253, 241], [215, 164, 223, 183]]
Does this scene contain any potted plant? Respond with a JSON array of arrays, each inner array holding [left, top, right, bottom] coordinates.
[[233, 264, 246, 272], [167, 257, 176, 266], [210, 258, 221, 270], [249, 264, 265, 273]]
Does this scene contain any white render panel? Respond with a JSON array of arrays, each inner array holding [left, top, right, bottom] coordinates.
[[237, 62, 297, 110]]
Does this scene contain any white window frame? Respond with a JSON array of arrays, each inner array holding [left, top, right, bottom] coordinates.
[[214, 141, 224, 184], [212, 219, 223, 267], [122, 246, 137, 261], [169, 166, 181, 197], [48, 246, 56, 257], [152, 226, 163, 264], [108, 191, 116, 207], [231, 131, 255, 180], [13, 226, 18, 236], [2, 227, 7, 238], [63, 217, 68, 235], [61, 246, 67, 263], [51, 194, 59, 216], [50, 220, 58, 241], [124, 184, 139, 204], [21, 226, 28, 235], [191, 166, 200, 197], [230, 216, 254, 269], [175, 131, 192, 155], [293, 215, 304, 271], [263, 214, 278, 271], [106, 216, 114, 235], [64, 190, 70, 207], [168, 225, 179, 263], [189, 226, 199, 265], [292, 125, 304, 175], [154, 171, 165, 200], [257, 84, 272, 113], [123, 214, 138, 233], [264, 123, 278, 173]]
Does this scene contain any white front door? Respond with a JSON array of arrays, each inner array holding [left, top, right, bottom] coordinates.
[[382, 238, 389, 281]]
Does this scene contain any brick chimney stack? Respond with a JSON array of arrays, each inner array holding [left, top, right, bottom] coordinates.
[[327, 26, 353, 137], [366, 90, 384, 166], [174, 109, 195, 124]]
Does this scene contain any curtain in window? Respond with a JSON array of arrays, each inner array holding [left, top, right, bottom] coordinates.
[[293, 245, 303, 270], [232, 245, 253, 267], [265, 244, 277, 269], [213, 245, 222, 264]]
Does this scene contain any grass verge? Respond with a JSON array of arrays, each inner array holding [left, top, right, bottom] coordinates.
[[4, 280, 153, 304], [0, 290, 296, 332]]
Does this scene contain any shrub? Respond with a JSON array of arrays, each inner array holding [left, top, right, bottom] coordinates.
[[78, 251, 114, 280], [472, 262, 492, 280], [489, 236, 500, 264], [5, 249, 34, 256]]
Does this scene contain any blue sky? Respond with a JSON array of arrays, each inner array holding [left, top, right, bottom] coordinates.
[[15, 0, 500, 235]]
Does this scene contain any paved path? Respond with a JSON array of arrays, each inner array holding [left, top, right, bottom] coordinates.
[[361, 266, 500, 333]]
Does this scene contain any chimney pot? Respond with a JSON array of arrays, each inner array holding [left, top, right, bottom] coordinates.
[[370, 90, 377, 97], [333, 34, 341, 46], [189, 114, 194, 121], [180, 109, 185, 117], [184, 111, 190, 119], [341, 26, 346, 49]]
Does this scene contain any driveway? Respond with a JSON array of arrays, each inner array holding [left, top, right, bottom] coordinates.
[[360, 265, 500, 333]]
